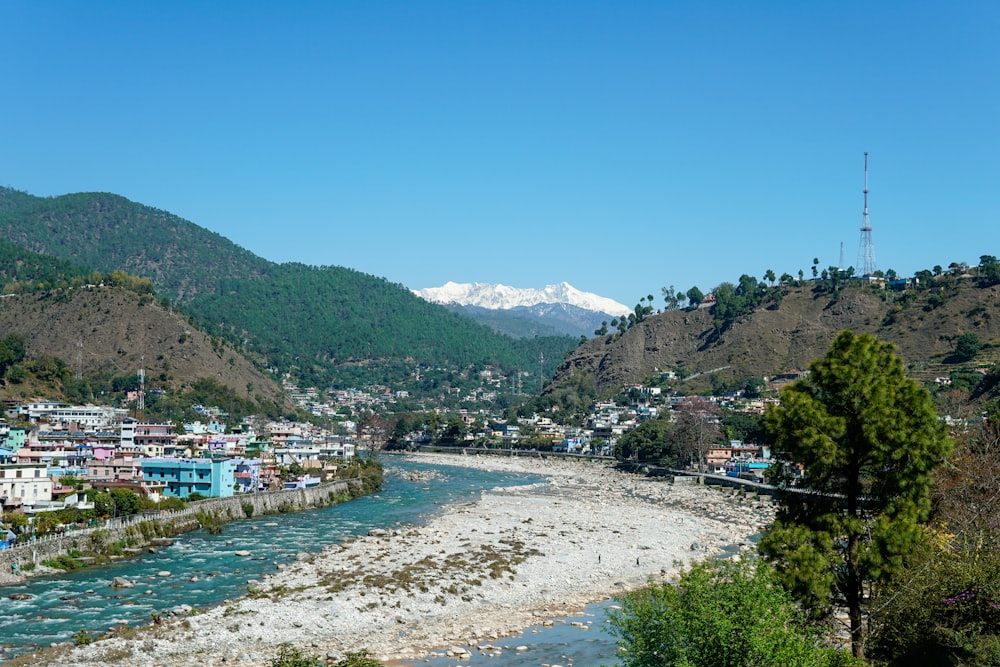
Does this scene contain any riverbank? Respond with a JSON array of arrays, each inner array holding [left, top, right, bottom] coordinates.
[[19, 452, 774, 666], [0, 463, 382, 587]]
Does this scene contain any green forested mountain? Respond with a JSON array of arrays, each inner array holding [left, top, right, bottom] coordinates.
[[0, 238, 96, 289], [0, 187, 576, 389], [0, 188, 269, 299]]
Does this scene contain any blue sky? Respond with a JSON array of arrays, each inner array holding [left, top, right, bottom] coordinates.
[[2, 2, 998, 308]]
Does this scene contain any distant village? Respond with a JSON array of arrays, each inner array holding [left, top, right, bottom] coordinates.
[[0, 360, 804, 547]]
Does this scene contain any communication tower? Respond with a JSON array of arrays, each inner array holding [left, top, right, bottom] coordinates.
[[857, 152, 877, 276]]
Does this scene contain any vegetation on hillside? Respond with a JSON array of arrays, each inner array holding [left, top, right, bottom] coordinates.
[[186, 262, 574, 389], [0, 238, 154, 296], [549, 261, 1000, 403], [0, 187, 269, 296], [0, 187, 577, 393]]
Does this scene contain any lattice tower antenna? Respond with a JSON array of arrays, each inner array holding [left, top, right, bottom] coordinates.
[[857, 151, 877, 276]]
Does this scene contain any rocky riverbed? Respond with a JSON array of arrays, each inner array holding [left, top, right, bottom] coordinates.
[[23, 453, 774, 666]]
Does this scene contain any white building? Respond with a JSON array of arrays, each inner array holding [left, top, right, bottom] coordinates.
[[0, 463, 54, 508]]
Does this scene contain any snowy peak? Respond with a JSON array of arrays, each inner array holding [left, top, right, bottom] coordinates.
[[414, 281, 631, 317]]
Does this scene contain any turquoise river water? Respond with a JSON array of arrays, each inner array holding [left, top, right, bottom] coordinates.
[[0, 457, 623, 665]]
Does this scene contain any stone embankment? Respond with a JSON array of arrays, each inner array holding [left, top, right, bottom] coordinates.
[[34, 453, 775, 667], [0, 478, 362, 583]]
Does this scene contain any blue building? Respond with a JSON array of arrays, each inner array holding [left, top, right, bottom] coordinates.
[[141, 458, 238, 499]]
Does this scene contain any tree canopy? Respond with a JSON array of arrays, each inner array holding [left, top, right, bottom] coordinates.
[[760, 330, 952, 660]]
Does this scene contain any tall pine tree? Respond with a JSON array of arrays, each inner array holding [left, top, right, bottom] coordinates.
[[760, 330, 952, 660]]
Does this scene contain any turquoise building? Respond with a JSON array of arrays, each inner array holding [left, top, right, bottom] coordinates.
[[141, 457, 238, 498]]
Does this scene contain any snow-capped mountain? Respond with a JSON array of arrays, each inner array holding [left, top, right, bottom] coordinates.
[[414, 281, 631, 317]]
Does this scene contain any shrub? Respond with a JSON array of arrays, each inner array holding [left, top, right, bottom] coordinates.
[[606, 558, 862, 667], [331, 650, 384, 667], [267, 643, 320, 667]]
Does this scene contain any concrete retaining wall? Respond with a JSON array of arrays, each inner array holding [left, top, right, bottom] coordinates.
[[0, 478, 361, 576]]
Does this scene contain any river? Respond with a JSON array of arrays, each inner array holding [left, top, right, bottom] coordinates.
[[0, 457, 624, 665]]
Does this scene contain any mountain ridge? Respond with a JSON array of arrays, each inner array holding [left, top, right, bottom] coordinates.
[[547, 278, 1000, 399], [414, 281, 631, 317], [0, 187, 577, 390]]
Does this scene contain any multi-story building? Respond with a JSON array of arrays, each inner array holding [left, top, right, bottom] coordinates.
[[86, 455, 145, 482], [232, 459, 262, 494], [121, 420, 177, 458], [0, 463, 53, 509], [140, 457, 238, 499]]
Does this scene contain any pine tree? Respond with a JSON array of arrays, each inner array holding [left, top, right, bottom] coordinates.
[[760, 330, 952, 660]]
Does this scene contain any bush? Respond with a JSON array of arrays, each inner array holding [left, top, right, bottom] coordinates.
[[868, 526, 1000, 665], [331, 650, 384, 667], [73, 628, 97, 645], [606, 558, 862, 667], [267, 643, 320, 667]]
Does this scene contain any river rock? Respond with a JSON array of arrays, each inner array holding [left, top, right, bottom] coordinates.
[[9, 593, 32, 600], [157, 570, 172, 577], [234, 550, 251, 557], [110, 577, 134, 589]]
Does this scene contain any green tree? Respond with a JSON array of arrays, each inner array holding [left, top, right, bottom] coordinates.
[[760, 331, 952, 660], [662, 284, 681, 310], [93, 492, 115, 517], [686, 286, 704, 307], [742, 376, 766, 399], [764, 268, 776, 286], [979, 255, 1000, 285], [440, 415, 468, 444], [954, 332, 983, 361], [0, 334, 26, 377], [606, 557, 863, 667], [615, 417, 677, 465], [109, 488, 143, 516]]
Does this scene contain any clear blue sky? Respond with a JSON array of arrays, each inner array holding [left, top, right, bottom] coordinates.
[[2, 2, 998, 307]]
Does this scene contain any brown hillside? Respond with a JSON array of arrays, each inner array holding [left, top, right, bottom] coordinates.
[[550, 279, 1000, 396], [0, 287, 289, 407]]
